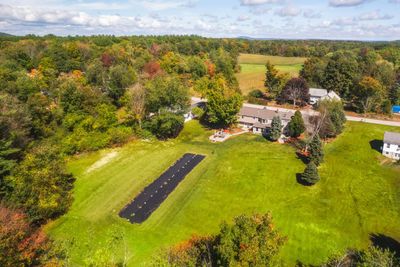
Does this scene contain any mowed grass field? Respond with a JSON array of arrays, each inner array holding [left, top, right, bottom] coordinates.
[[46, 121, 400, 266], [236, 53, 307, 95]]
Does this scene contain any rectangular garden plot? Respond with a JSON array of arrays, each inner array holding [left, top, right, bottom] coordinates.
[[119, 153, 205, 224]]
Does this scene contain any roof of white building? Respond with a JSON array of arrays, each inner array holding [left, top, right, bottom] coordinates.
[[309, 88, 341, 101], [326, 91, 341, 100], [309, 88, 328, 98], [384, 131, 400, 146]]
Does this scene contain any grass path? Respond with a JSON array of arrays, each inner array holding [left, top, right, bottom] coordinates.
[[47, 121, 400, 266]]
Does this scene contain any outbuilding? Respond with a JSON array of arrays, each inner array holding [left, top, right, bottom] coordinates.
[[382, 131, 400, 160], [309, 88, 341, 105]]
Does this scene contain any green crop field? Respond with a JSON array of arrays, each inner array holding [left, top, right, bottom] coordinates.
[[236, 53, 307, 95], [47, 121, 400, 266], [238, 53, 307, 65]]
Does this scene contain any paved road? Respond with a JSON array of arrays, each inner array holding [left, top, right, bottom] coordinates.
[[345, 116, 400, 127], [191, 97, 400, 127]]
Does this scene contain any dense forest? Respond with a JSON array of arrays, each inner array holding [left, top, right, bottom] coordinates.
[[0, 35, 399, 265]]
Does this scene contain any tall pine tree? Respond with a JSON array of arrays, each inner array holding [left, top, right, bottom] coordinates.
[[308, 135, 324, 166], [264, 62, 283, 98], [268, 116, 282, 141]]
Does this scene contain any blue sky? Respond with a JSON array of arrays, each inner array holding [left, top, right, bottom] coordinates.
[[0, 0, 399, 40]]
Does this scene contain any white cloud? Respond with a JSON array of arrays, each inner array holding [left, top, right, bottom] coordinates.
[[329, 0, 369, 7], [332, 17, 357, 26], [0, 4, 158, 28], [249, 7, 271, 15], [135, 0, 197, 11], [237, 15, 251, 21], [240, 0, 278, 6], [303, 9, 321, 19], [358, 10, 393, 20], [275, 5, 301, 17]]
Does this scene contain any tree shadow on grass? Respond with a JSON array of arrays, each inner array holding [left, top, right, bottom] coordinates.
[[369, 140, 383, 153], [370, 233, 400, 257], [296, 152, 309, 164], [296, 173, 313, 186]]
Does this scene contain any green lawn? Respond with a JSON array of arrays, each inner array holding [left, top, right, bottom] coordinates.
[[236, 53, 306, 95], [47, 121, 400, 266]]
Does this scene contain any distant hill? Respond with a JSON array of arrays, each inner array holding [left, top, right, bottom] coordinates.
[[237, 36, 277, 40], [0, 32, 13, 37]]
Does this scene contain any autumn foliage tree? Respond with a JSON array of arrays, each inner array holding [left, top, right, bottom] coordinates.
[[353, 76, 386, 113], [0, 203, 62, 266], [279, 77, 310, 107], [143, 61, 162, 79], [153, 213, 286, 267]]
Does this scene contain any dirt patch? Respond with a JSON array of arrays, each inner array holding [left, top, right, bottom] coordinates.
[[86, 151, 118, 173]]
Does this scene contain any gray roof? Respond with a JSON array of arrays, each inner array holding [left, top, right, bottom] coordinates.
[[384, 131, 400, 146], [309, 88, 328, 98], [253, 122, 270, 129], [239, 106, 294, 121]]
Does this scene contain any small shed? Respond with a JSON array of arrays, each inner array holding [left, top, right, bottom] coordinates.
[[393, 106, 400, 114]]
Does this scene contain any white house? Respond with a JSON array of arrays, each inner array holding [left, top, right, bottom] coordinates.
[[238, 106, 295, 134], [309, 88, 341, 105], [382, 132, 400, 160]]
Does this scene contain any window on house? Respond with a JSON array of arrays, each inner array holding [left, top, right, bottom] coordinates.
[[386, 143, 390, 148]]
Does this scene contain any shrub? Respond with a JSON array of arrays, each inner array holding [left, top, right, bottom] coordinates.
[[145, 112, 184, 139], [248, 89, 264, 99], [301, 162, 320, 185], [107, 126, 132, 145], [61, 128, 111, 154]]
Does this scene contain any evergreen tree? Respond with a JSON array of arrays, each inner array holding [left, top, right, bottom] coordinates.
[[301, 162, 320, 185], [308, 135, 324, 166], [287, 110, 305, 138], [268, 116, 282, 141], [264, 62, 286, 98]]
